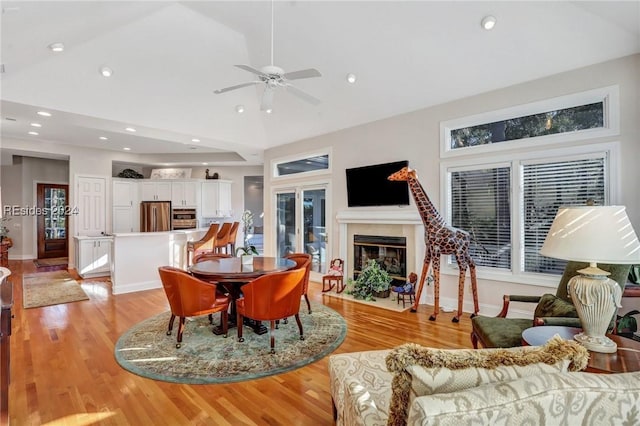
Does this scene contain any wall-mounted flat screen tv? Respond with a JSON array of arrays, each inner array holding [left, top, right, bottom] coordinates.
[[346, 160, 410, 207]]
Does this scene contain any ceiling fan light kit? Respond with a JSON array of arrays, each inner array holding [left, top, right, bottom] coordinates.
[[481, 15, 497, 30], [214, 0, 322, 113]]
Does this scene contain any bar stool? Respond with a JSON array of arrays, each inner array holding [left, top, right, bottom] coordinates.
[[226, 222, 240, 254], [213, 222, 233, 254], [186, 223, 219, 266]]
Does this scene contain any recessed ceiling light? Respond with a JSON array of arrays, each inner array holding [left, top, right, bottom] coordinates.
[[30, 122, 42, 128], [37, 111, 52, 117], [125, 127, 136, 132], [48, 42, 65, 52], [202, 162, 208, 165], [191, 138, 200, 143], [346, 73, 357, 84], [123, 147, 131, 151], [99, 66, 113, 77], [28, 131, 39, 136], [265, 108, 273, 114], [481, 15, 496, 30], [99, 136, 108, 140], [236, 105, 245, 113]]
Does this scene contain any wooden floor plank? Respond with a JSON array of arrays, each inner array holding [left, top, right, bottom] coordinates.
[[6, 259, 474, 425]]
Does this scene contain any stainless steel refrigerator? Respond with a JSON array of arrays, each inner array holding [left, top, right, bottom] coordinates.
[[140, 201, 171, 232]]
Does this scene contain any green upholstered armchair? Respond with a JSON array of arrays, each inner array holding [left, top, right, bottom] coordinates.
[[470, 262, 631, 349]]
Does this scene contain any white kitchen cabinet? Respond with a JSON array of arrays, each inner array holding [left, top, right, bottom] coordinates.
[[113, 180, 136, 207], [75, 237, 112, 278], [113, 206, 134, 233], [201, 180, 233, 217], [141, 181, 171, 201], [112, 179, 139, 233], [171, 181, 199, 207]]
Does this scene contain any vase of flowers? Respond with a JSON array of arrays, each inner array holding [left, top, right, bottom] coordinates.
[[347, 259, 392, 301]]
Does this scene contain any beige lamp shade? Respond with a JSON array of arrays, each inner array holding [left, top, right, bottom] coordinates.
[[540, 205, 640, 264]]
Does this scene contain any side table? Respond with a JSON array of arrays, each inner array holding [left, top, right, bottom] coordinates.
[[522, 325, 640, 374]]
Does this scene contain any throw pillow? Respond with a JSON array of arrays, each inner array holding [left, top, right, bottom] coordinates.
[[534, 293, 579, 318], [385, 336, 588, 426]]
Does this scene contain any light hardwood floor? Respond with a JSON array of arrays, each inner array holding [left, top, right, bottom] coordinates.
[[7, 259, 473, 425]]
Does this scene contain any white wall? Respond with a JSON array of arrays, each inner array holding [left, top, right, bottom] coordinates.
[[263, 54, 640, 316]]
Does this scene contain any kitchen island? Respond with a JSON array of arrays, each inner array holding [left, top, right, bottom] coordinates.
[[111, 228, 207, 294]]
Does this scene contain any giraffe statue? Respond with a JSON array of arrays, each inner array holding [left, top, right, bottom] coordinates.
[[388, 166, 479, 322]]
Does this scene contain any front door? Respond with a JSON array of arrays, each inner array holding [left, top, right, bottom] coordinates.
[[37, 183, 69, 259]]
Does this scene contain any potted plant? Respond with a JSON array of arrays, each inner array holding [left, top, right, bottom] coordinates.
[[235, 244, 259, 264], [347, 259, 392, 301]]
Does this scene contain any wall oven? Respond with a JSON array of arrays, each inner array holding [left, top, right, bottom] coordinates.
[[172, 208, 197, 230]]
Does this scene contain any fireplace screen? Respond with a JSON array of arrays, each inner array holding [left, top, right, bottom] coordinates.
[[353, 235, 407, 286]]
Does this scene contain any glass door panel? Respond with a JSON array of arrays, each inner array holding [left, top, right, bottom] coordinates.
[[276, 192, 296, 258], [302, 188, 326, 272], [37, 183, 69, 259]]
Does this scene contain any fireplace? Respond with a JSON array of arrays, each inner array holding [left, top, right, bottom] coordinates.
[[353, 235, 407, 286]]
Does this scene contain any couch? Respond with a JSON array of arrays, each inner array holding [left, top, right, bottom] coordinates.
[[328, 337, 640, 426]]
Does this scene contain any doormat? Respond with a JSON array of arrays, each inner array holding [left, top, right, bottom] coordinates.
[[34, 257, 68, 268], [322, 290, 412, 312], [23, 270, 89, 308]]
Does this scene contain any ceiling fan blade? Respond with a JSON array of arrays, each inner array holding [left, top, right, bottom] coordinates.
[[283, 68, 322, 80], [285, 84, 321, 106], [261, 87, 275, 111], [213, 81, 260, 94], [235, 64, 269, 78]]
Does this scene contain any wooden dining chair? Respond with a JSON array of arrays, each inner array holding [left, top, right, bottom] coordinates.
[[158, 266, 230, 348], [236, 267, 306, 353], [284, 253, 312, 314], [213, 222, 233, 254], [186, 223, 220, 265]]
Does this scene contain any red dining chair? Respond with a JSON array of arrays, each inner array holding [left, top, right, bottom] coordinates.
[[158, 266, 230, 348], [236, 267, 306, 353]]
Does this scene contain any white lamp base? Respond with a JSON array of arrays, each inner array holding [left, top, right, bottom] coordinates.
[[573, 332, 618, 353], [568, 266, 623, 354]]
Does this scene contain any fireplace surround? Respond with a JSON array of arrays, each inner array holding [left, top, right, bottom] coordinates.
[[336, 209, 424, 294]]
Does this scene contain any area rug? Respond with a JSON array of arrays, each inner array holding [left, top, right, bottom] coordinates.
[[322, 290, 412, 312], [114, 301, 347, 384], [23, 270, 89, 308], [33, 257, 68, 268]]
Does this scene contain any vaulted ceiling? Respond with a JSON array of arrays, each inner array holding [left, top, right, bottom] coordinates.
[[1, 1, 639, 166]]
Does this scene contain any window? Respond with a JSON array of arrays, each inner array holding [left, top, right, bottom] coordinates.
[[441, 86, 619, 158], [450, 102, 604, 149], [522, 157, 605, 275], [441, 87, 619, 285], [273, 152, 330, 178], [451, 167, 511, 269], [446, 151, 611, 282]]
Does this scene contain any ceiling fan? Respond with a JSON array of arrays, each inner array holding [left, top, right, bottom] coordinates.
[[213, 0, 322, 113]]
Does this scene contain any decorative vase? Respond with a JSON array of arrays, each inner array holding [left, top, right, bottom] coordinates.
[[241, 255, 254, 265]]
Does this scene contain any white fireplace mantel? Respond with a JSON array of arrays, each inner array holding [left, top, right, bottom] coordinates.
[[336, 209, 422, 225]]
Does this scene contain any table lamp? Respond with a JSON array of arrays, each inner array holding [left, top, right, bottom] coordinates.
[[540, 205, 640, 353]]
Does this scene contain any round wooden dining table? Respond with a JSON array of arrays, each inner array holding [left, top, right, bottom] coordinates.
[[189, 256, 296, 334]]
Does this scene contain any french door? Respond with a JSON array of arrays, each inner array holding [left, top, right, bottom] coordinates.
[[275, 184, 328, 274]]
